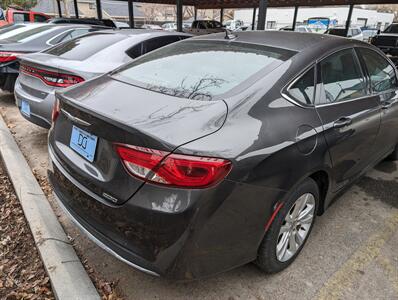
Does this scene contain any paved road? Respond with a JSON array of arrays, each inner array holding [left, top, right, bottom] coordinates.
[[1, 92, 397, 300]]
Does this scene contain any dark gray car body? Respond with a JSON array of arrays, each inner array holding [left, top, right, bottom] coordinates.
[[48, 31, 398, 279]]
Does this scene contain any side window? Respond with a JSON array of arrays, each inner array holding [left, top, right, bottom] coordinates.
[[13, 13, 29, 23], [34, 14, 48, 22], [142, 36, 181, 55], [192, 21, 198, 29], [198, 22, 206, 29], [69, 29, 90, 39], [358, 48, 397, 93], [317, 49, 366, 104], [286, 67, 315, 105], [126, 43, 143, 59]]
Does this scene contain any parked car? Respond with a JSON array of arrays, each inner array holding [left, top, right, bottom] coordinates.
[[114, 21, 130, 29], [141, 24, 162, 30], [48, 17, 117, 28], [162, 22, 177, 31], [48, 31, 398, 279], [279, 25, 312, 33], [185, 20, 225, 35], [15, 30, 190, 128], [0, 23, 107, 91], [0, 7, 50, 27], [371, 23, 398, 56], [361, 28, 379, 42], [325, 26, 363, 40], [224, 19, 248, 31]]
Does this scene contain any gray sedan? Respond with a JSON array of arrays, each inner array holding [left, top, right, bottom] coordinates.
[[15, 30, 191, 128]]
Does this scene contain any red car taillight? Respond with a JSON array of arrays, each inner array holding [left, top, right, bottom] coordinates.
[[51, 98, 60, 123], [115, 144, 232, 188], [0, 52, 22, 63], [20, 64, 84, 87]]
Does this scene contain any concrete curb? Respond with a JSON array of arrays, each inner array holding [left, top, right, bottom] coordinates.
[[0, 114, 100, 300]]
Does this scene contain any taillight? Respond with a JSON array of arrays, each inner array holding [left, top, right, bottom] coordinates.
[[0, 52, 21, 63], [51, 98, 60, 123], [20, 64, 84, 87], [115, 144, 232, 188]]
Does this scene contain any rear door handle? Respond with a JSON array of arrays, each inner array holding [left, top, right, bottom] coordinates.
[[333, 117, 352, 129]]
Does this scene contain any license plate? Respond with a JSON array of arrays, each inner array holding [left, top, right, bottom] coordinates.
[[21, 100, 30, 117], [69, 125, 98, 162]]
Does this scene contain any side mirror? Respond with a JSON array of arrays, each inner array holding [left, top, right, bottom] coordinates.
[[377, 29, 381, 35]]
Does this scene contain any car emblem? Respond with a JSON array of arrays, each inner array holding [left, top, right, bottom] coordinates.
[[61, 109, 91, 127]]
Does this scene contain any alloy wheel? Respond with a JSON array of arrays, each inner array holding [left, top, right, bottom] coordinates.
[[276, 193, 316, 262]]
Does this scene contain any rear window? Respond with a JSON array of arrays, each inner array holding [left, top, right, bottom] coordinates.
[[113, 40, 295, 101], [384, 24, 398, 34], [45, 33, 126, 60], [326, 29, 345, 36]]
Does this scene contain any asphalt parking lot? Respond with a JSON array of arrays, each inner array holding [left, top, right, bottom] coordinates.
[[0, 91, 397, 300]]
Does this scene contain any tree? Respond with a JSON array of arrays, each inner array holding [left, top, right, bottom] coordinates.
[[0, 0, 37, 10]]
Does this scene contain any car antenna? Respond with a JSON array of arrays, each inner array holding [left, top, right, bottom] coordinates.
[[225, 29, 237, 40]]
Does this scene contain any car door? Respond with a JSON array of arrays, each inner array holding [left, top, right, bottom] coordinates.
[[315, 48, 381, 191], [357, 47, 398, 157]]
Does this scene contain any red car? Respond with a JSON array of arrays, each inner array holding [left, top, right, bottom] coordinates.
[[0, 8, 50, 27]]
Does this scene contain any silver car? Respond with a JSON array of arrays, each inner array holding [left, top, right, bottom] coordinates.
[[15, 30, 190, 128]]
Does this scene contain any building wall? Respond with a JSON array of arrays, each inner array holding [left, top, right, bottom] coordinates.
[[235, 7, 394, 30]]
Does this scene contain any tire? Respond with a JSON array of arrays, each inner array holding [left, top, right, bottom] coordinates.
[[255, 177, 319, 274]]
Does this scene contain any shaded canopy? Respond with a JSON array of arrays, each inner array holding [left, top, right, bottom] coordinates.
[[114, 0, 398, 9]]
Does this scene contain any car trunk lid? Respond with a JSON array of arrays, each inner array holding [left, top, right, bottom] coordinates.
[[50, 75, 228, 204]]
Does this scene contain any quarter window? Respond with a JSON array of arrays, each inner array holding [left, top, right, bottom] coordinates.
[[286, 67, 315, 105], [317, 49, 366, 104], [358, 48, 397, 93]]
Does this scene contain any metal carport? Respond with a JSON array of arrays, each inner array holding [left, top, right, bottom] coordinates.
[[56, 0, 397, 34]]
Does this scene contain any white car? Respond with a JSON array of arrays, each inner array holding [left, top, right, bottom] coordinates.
[[162, 23, 177, 31]]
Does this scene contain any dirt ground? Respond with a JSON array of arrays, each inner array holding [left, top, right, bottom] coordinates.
[[0, 91, 397, 300], [0, 161, 54, 300]]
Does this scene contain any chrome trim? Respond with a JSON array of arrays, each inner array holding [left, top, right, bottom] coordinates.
[[49, 147, 159, 277], [61, 109, 91, 127]]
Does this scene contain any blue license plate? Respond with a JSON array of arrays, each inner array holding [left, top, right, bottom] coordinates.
[[70, 125, 98, 162], [21, 100, 30, 117]]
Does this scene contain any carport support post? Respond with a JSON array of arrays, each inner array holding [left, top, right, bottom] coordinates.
[[96, 0, 102, 20], [73, 0, 79, 18], [252, 7, 257, 30], [220, 8, 224, 24], [257, 0, 268, 30], [128, 0, 135, 28], [345, 4, 354, 37], [56, 0, 62, 17], [292, 6, 298, 31], [194, 7, 197, 21], [176, 0, 183, 32]]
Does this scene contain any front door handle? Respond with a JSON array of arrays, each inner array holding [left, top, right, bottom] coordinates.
[[333, 117, 352, 129]]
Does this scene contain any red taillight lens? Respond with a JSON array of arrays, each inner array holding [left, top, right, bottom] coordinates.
[[115, 144, 232, 188], [0, 52, 21, 63], [20, 64, 84, 87], [51, 98, 60, 123]]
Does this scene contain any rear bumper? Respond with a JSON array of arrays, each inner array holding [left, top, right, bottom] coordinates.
[[48, 144, 284, 279], [14, 77, 54, 129]]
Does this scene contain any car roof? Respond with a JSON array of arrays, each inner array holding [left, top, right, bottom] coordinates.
[[93, 28, 191, 38], [192, 31, 348, 52]]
